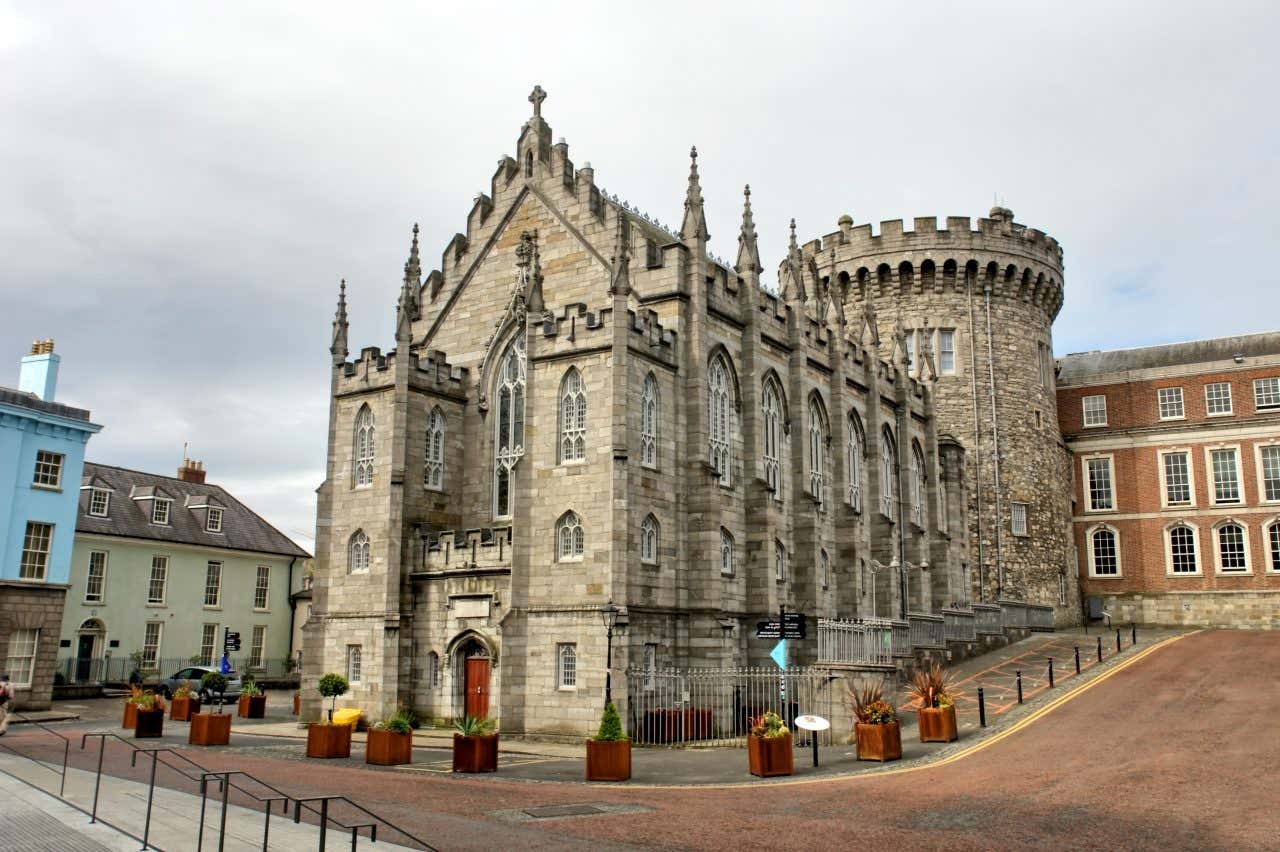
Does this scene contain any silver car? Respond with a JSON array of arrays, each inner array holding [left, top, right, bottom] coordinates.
[[157, 665, 242, 704]]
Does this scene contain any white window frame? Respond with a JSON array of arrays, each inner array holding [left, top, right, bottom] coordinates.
[[1164, 523, 1201, 576], [556, 511, 584, 562], [640, 514, 659, 566], [1156, 386, 1185, 421], [1212, 520, 1251, 574], [142, 622, 163, 670], [904, 330, 916, 376], [774, 539, 787, 583], [1254, 442, 1280, 504], [199, 623, 218, 666], [253, 565, 270, 611], [808, 397, 827, 508], [558, 367, 587, 464], [938, 329, 956, 376], [1082, 454, 1116, 513], [708, 355, 732, 487], [846, 411, 864, 512], [249, 625, 266, 670], [492, 337, 526, 519], [85, 550, 108, 604], [1158, 448, 1196, 508], [720, 528, 735, 576], [348, 530, 370, 574], [556, 643, 577, 690], [1254, 377, 1280, 411], [1082, 394, 1108, 427], [762, 380, 782, 499], [1011, 503, 1029, 537], [150, 498, 171, 526], [1086, 524, 1122, 578], [1205, 381, 1233, 416], [147, 555, 168, 605], [205, 507, 223, 533], [5, 628, 39, 687], [880, 427, 897, 517], [1265, 518, 1280, 575], [203, 560, 223, 608], [20, 521, 53, 580], [425, 406, 445, 490], [640, 374, 659, 470], [88, 488, 111, 517], [354, 405, 375, 488], [820, 549, 831, 590], [346, 644, 362, 683], [1205, 444, 1243, 505], [909, 442, 926, 527], [32, 450, 64, 489]]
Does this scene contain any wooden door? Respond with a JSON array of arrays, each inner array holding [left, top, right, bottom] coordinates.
[[464, 658, 491, 719]]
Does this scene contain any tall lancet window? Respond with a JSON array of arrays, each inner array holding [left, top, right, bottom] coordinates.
[[808, 395, 828, 507], [493, 336, 526, 518], [880, 426, 898, 517], [911, 441, 927, 526], [762, 380, 782, 498], [559, 367, 587, 463], [708, 355, 732, 486], [353, 405, 375, 488], [425, 407, 444, 490], [847, 411, 865, 512], [640, 373, 659, 469]]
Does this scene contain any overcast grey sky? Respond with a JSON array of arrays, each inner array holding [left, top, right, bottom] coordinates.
[[3, 2, 1277, 548]]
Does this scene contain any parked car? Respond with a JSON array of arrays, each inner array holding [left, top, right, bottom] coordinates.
[[157, 666, 242, 703]]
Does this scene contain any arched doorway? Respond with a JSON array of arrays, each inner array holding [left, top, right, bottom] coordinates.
[[455, 638, 491, 719], [76, 619, 106, 683]]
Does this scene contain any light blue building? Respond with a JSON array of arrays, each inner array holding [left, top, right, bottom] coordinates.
[[1, 340, 102, 708]]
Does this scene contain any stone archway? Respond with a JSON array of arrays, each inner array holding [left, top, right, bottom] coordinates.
[[448, 632, 495, 720]]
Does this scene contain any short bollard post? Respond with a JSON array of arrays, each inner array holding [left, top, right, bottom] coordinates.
[[1074, 645, 1081, 675], [1048, 657, 1055, 688], [1132, 623, 1137, 645], [1116, 629, 1122, 654], [977, 687, 987, 727], [1097, 636, 1103, 662], [1016, 671, 1023, 704]]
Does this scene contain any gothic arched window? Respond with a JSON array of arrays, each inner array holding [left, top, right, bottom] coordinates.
[[353, 405, 374, 488], [348, 530, 370, 574], [640, 373, 659, 469], [774, 539, 787, 582], [847, 411, 865, 512], [821, 548, 831, 590], [708, 355, 733, 486], [880, 426, 898, 517], [910, 441, 927, 526], [425, 406, 444, 490], [808, 395, 828, 507], [556, 511, 584, 561], [493, 337, 526, 518], [720, 528, 735, 576], [559, 367, 587, 463], [640, 514, 659, 565], [762, 379, 782, 498]]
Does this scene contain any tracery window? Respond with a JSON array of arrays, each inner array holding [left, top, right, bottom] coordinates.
[[348, 530, 370, 574], [559, 367, 587, 463], [641, 373, 659, 469], [774, 539, 787, 582], [910, 441, 926, 526], [821, 549, 831, 590], [762, 380, 782, 497], [493, 337, 526, 518], [708, 355, 732, 486], [354, 405, 375, 487], [846, 411, 865, 511], [640, 514, 659, 565], [720, 528, 735, 576], [556, 511, 584, 561], [880, 426, 898, 517], [808, 396, 827, 507], [425, 406, 445, 490]]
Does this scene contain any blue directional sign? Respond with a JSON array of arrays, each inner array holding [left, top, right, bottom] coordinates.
[[770, 639, 787, 669]]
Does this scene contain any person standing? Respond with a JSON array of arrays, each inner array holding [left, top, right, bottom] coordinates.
[[0, 674, 12, 735]]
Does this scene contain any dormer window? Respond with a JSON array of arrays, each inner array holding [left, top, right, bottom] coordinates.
[[88, 488, 110, 517], [152, 498, 171, 525], [206, 507, 223, 533]]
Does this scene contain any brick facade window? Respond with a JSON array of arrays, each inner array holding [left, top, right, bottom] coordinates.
[[1209, 448, 1242, 504], [1157, 387, 1185, 420], [425, 406, 445, 490], [1254, 377, 1280, 411], [88, 488, 110, 517], [1088, 526, 1120, 577], [1214, 522, 1249, 573], [1267, 521, 1280, 574], [32, 450, 64, 488], [1259, 445, 1280, 502], [1167, 525, 1199, 575], [640, 374, 659, 469], [20, 521, 53, 580], [1082, 394, 1107, 427], [1205, 382, 1233, 416], [1085, 457, 1114, 512], [1160, 451, 1193, 507], [5, 629, 40, 687]]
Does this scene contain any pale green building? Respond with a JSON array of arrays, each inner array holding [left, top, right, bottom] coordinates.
[[58, 460, 310, 683]]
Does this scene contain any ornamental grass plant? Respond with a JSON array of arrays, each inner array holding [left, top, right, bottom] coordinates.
[[846, 678, 897, 725], [906, 663, 954, 709], [750, 711, 789, 739]]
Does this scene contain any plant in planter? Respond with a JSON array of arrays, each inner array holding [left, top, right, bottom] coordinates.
[[307, 673, 352, 759], [847, 679, 902, 762], [132, 690, 165, 738], [122, 684, 142, 729], [366, 709, 414, 766], [452, 715, 498, 773], [170, 681, 201, 721], [189, 672, 232, 746], [908, 663, 958, 743], [747, 711, 794, 777], [585, 701, 631, 782], [237, 677, 267, 719]]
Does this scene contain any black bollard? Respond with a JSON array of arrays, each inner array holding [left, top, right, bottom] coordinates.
[[1074, 645, 1081, 675], [978, 687, 987, 727], [1116, 629, 1122, 654], [1048, 657, 1054, 688], [1097, 635, 1103, 662], [1016, 670, 1023, 704], [1132, 623, 1137, 645]]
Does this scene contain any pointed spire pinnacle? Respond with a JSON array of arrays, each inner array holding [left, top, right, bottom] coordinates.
[[397, 223, 421, 337], [735, 184, 759, 275], [680, 145, 709, 241], [788, 218, 798, 254], [330, 279, 349, 364], [609, 213, 631, 297], [403, 222, 421, 284]]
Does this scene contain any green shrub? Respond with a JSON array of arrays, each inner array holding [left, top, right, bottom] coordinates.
[[453, 715, 494, 737], [593, 702, 626, 742], [377, 716, 413, 734], [317, 673, 349, 722], [200, 671, 229, 714], [240, 676, 262, 697]]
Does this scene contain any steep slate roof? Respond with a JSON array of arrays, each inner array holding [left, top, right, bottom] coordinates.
[[1056, 331, 1280, 385], [76, 462, 310, 559]]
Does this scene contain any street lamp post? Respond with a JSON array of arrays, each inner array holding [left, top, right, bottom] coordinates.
[[600, 600, 625, 705]]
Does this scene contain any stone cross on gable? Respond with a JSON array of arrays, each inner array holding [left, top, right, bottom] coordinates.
[[529, 85, 547, 118]]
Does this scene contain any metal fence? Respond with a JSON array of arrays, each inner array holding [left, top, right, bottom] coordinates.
[[816, 618, 893, 667], [942, 608, 977, 642], [54, 656, 297, 684], [908, 613, 946, 648], [973, 603, 1004, 634], [624, 666, 838, 748]]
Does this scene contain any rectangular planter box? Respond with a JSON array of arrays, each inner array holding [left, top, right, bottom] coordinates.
[[170, 697, 201, 721], [189, 713, 232, 746], [306, 723, 352, 759], [122, 701, 137, 730], [366, 729, 413, 766], [134, 708, 164, 738], [747, 733, 794, 778], [855, 721, 903, 761], [452, 733, 498, 773], [918, 705, 958, 743], [238, 694, 267, 719], [585, 739, 632, 782]]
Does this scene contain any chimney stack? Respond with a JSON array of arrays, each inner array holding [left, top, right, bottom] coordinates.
[[178, 458, 206, 484], [19, 339, 60, 401]]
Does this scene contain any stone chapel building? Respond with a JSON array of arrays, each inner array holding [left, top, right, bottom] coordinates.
[[304, 89, 1001, 735]]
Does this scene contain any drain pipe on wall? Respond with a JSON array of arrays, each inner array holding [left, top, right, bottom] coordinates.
[[967, 272, 985, 600], [984, 281, 1005, 599]]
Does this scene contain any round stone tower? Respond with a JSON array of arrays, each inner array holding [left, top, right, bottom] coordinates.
[[805, 207, 1076, 619]]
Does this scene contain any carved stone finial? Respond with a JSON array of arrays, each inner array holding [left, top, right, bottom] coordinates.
[[529, 85, 547, 118]]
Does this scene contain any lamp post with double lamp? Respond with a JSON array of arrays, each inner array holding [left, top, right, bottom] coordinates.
[[600, 600, 627, 705]]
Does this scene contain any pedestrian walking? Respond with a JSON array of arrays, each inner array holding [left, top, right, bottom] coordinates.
[[0, 674, 13, 735]]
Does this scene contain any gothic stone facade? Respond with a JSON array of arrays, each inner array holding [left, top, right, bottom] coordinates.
[[304, 91, 973, 735]]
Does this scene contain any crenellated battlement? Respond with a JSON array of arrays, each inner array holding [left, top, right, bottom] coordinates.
[[627, 308, 678, 354], [419, 526, 513, 572]]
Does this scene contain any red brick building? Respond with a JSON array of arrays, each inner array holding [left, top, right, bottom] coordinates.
[[1057, 332, 1280, 628]]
